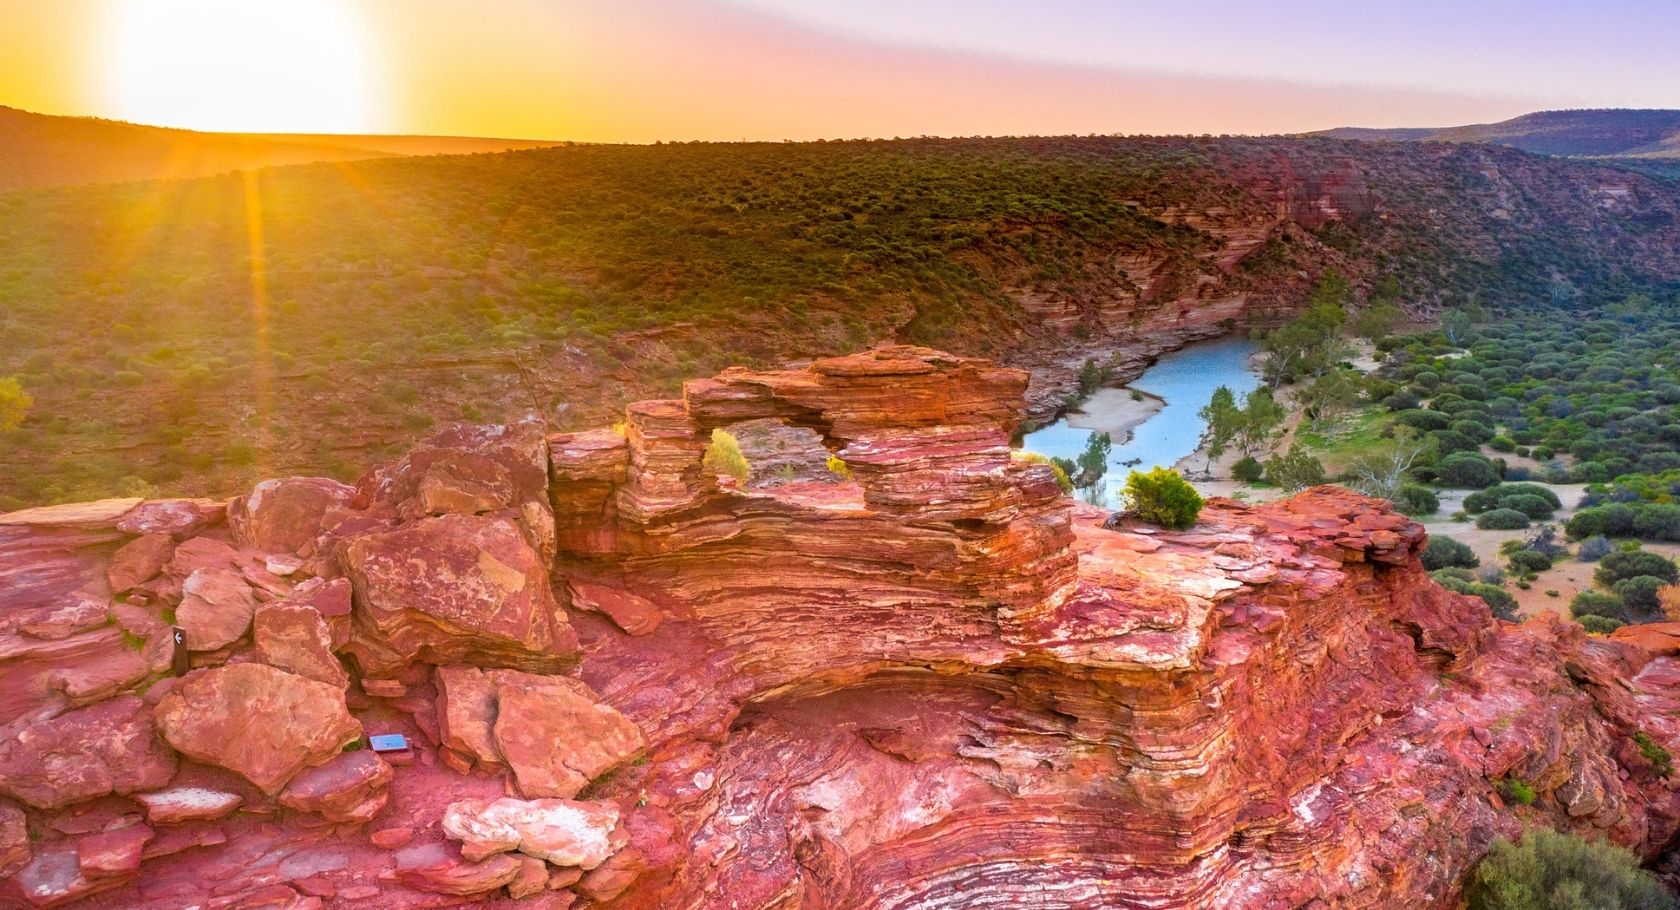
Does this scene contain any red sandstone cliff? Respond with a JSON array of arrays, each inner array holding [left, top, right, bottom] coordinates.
[[2, 347, 1678, 909]]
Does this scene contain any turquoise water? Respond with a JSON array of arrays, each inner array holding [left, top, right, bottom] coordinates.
[[1022, 336, 1261, 506]]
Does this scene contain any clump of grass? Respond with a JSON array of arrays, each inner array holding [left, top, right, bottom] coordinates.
[[1634, 731, 1674, 778], [702, 429, 750, 485]]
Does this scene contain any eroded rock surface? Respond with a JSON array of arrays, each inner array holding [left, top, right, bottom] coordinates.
[[1, 347, 1679, 909]]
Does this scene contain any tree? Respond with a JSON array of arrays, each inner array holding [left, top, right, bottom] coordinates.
[[1263, 444, 1327, 492], [1351, 301, 1403, 343], [1197, 386, 1240, 473], [1261, 272, 1351, 386], [1077, 358, 1106, 396], [0, 377, 30, 430], [1301, 368, 1362, 432], [1122, 467, 1203, 530], [1465, 828, 1675, 910], [1347, 426, 1429, 500], [1234, 388, 1286, 457], [1053, 431, 1112, 492]]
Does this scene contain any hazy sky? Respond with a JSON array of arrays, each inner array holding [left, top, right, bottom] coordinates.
[[2, 0, 1677, 139]]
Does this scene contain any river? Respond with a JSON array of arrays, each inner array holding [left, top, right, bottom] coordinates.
[[1021, 336, 1262, 506]]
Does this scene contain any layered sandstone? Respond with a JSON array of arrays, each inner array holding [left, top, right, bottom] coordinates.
[[0, 346, 1677, 909]]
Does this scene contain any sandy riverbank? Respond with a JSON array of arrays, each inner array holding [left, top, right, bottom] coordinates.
[[1061, 386, 1166, 447]]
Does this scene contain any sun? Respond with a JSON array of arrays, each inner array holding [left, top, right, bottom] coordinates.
[[100, 0, 383, 134]]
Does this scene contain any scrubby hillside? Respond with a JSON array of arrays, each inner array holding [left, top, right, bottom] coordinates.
[[1321, 108, 1680, 159], [0, 106, 560, 190], [2, 135, 1679, 506]]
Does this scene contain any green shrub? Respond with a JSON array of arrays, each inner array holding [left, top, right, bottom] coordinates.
[[1635, 732, 1675, 778], [1477, 509, 1531, 530], [1573, 590, 1628, 621], [1506, 549, 1553, 574], [1498, 494, 1556, 520], [1393, 484, 1439, 516], [1465, 828, 1675, 910], [1231, 456, 1264, 484], [1597, 549, 1680, 586], [1499, 779, 1537, 805], [1612, 576, 1668, 617], [1422, 536, 1480, 571], [1438, 453, 1501, 489], [702, 429, 751, 485], [1465, 483, 1562, 513], [1122, 467, 1203, 530], [825, 454, 851, 480], [1580, 614, 1626, 634], [1489, 435, 1516, 452]]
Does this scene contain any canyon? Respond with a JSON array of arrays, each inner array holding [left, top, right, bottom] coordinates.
[[2, 346, 1679, 908]]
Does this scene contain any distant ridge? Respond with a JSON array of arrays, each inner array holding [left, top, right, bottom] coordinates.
[[1316, 109, 1680, 159], [0, 105, 563, 190]]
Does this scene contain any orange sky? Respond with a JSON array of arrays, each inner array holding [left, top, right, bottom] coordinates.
[[0, 0, 1569, 140]]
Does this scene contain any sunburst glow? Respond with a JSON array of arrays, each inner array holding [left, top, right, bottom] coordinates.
[[100, 0, 382, 134]]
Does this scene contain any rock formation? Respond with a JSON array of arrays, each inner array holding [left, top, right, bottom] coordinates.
[[1, 345, 1679, 908]]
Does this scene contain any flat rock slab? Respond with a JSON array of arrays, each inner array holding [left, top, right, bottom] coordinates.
[[0, 696, 176, 810], [442, 797, 622, 868]]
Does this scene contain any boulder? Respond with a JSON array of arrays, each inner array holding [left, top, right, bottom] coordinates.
[[441, 797, 623, 868], [358, 420, 551, 522], [277, 750, 392, 824], [134, 787, 244, 825], [432, 665, 643, 793], [176, 567, 257, 651], [342, 514, 577, 676], [154, 664, 361, 794], [115, 498, 226, 538], [228, 477, 355, 555], [252, 602, 347, 688], [494, 681, 645, 799], [0, 696, 177, 810], [106, 533, 174, 593]]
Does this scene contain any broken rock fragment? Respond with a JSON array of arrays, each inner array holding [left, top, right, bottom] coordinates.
[[154, 663, 361, 794]]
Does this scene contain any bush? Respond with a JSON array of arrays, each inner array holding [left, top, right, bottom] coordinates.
[[1489, 435, 1516, 452], [1396, 409, 1452, 432], [1572, 590, 1628, 621], [1635, 731, 1675, 778], [1477, 509, 1531, 530], [1612, 576, 1668, 617], [1465, 483, 1562, 514], [1499, 779, 1536, 805], [1497, 494, 1555, 520], [1422, 536, 1480, 571], [825, 454, 852, 480], [1580, 614, 1626, 634], [1392, 484, 1439, 516], [1578, 535, 1613, 561], [1122, 467, 1203, 530], [1506, 549, 1553, 574], [1262, 445, 1327, 492], [1434, 572, 1517, 619], [1231, 456, 1264, 483], [0, 376, 31, 430], [1438, 453, 1501, 489], [1597, 549, 1680, 586], [1465, 828, 1675, 910], [702, 429, 751, 485], [1567, 504, 1638, 539]]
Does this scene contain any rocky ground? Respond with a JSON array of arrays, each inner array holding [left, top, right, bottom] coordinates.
[[3, 347, 1680, 909]]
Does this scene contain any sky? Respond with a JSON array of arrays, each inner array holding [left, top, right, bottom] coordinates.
[[0, 0, 1677, 140]]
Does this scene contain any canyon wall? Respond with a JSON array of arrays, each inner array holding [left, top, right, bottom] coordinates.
[[3, 346, 1680, 909]]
